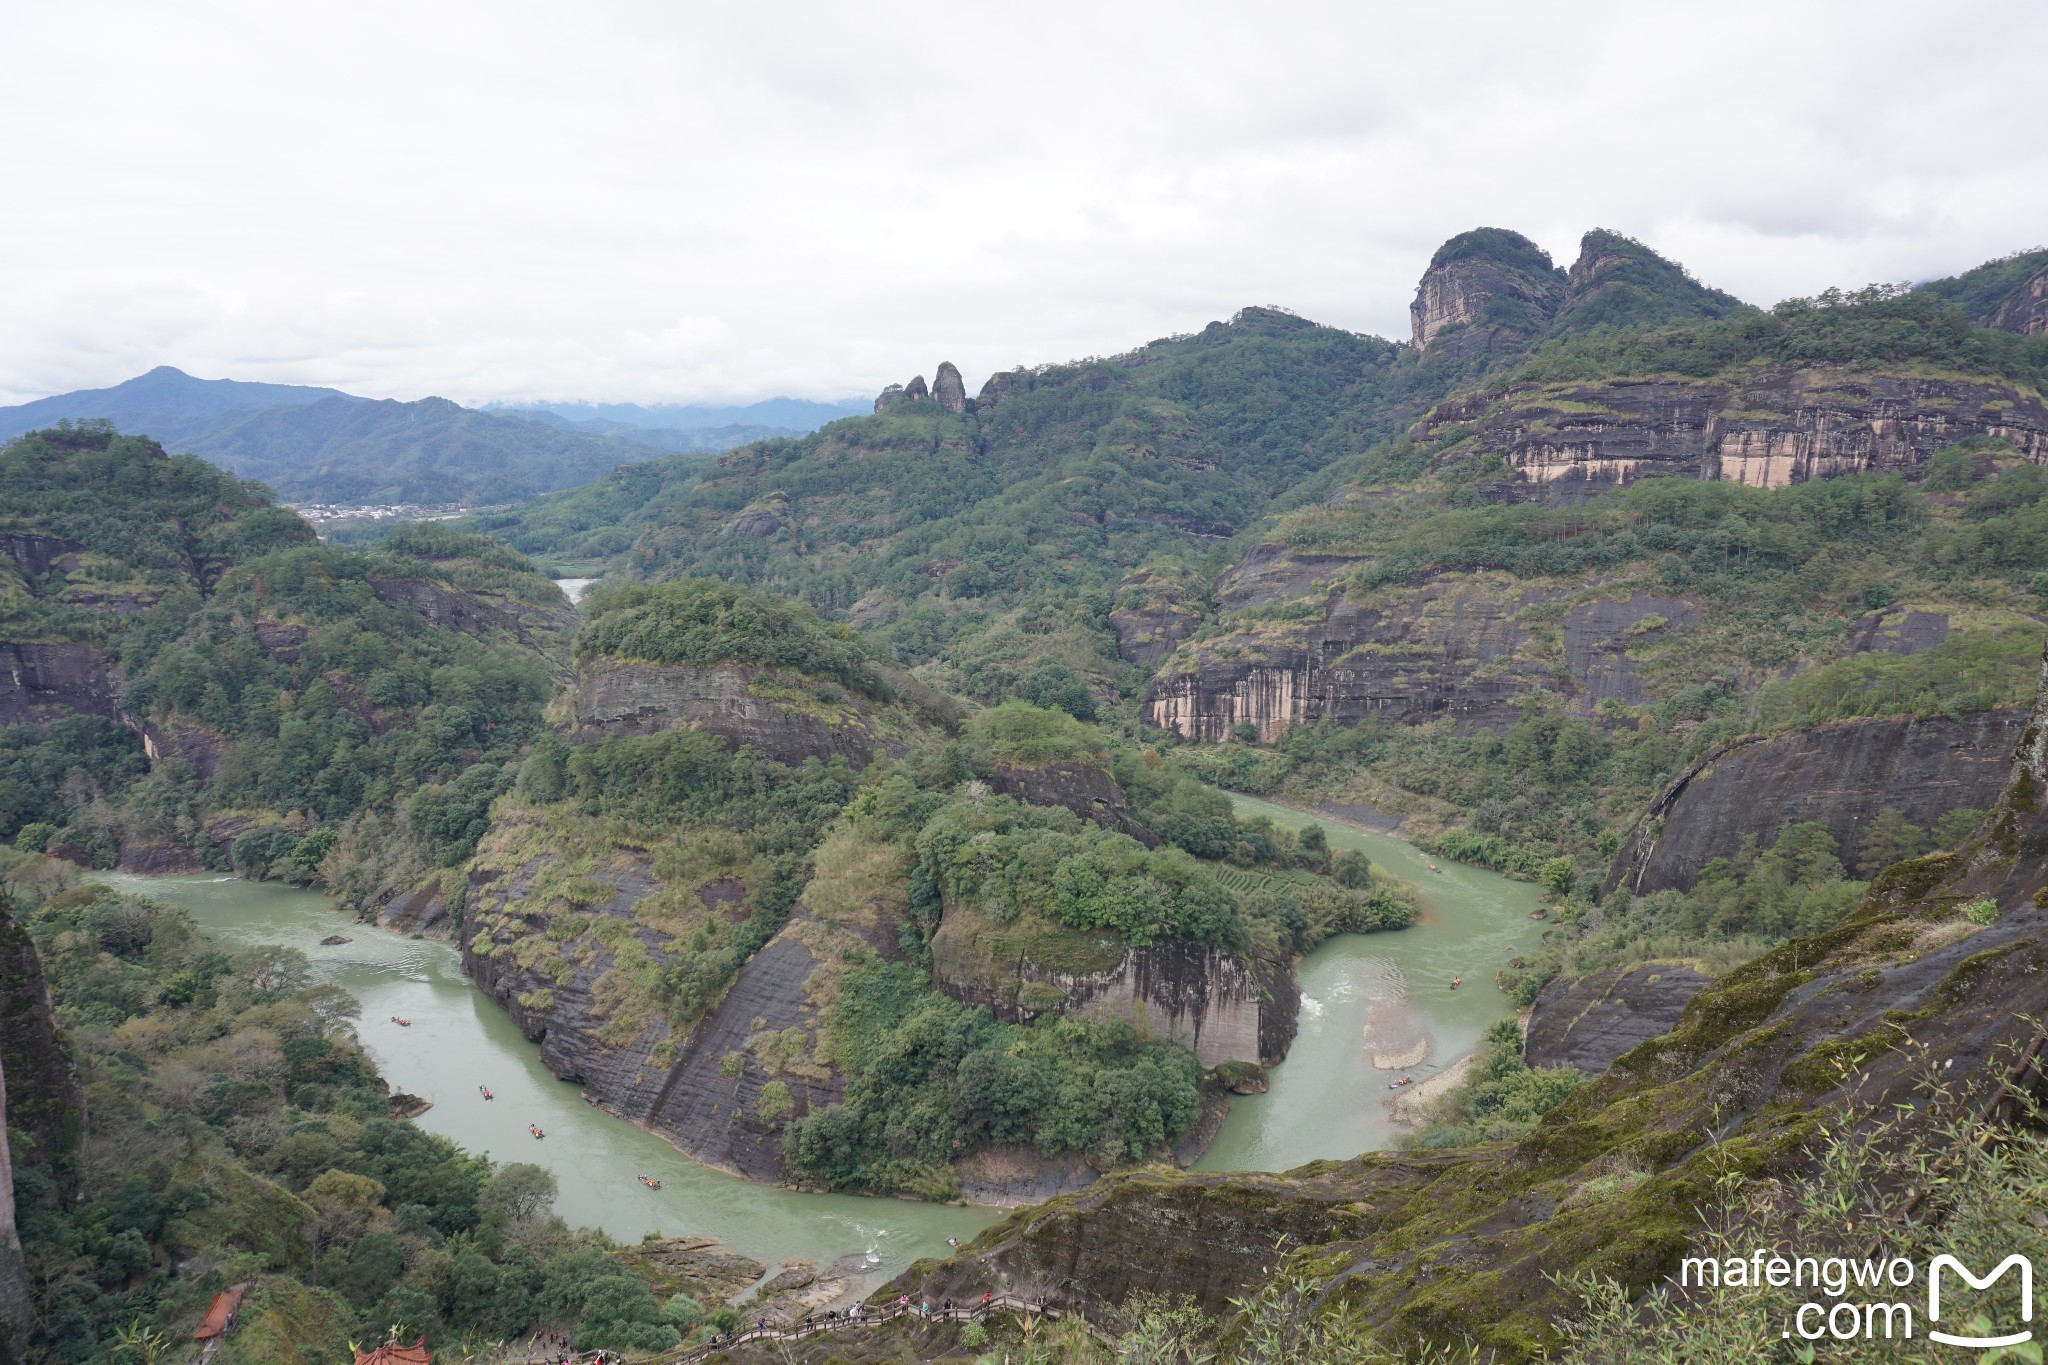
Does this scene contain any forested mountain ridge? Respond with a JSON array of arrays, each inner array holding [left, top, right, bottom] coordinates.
[[0, 368, 721, 506], [474, 231, 1772, 728], [0, 421, 573, 910], [477, 227, 2048, 1149]]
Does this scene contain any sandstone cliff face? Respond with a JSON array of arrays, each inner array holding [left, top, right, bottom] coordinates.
[[876, 363, 976, 414], [1409, 229, 1564, 355], [1608, 708, 2026, 895], [1108, 566, 1204, 668], [464, 842, 890, 1182], [1987, 262, 2048, 335], [0, 642, 122, 725], [1108, 602, 1198, 668], [0, 534, 84, 578], [930, 907, 1296, 1069], [567, 658, 911, 768], [931, 362, 968, 415], [0, 893, 65, 1355], [1146, 574, 1694, 741], [973, 369, 1035, 412], [0, 897, 83, 1196], [1419, 368, 2048, 498], [366, 573, 578, 673], [0, 1055, 30, 1356]]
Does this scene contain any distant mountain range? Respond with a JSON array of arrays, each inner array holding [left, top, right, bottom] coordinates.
[[0, 369, 862, 506], [490, 396, 871, 432]]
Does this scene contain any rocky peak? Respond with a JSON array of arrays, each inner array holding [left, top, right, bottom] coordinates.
[[931, 361, 968, 414], [876, 365, 979, 414], [1409, 227, 1566, 355], [1987, 262, 2048, 335], [1559, 229, 1744, 329], [976, 368, 1034, 411]]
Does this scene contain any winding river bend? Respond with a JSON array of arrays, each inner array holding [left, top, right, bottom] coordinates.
[[97, 794, 1540, 1275], [97, 873, 998, 1285], [1199, 796, 1545, 1171]]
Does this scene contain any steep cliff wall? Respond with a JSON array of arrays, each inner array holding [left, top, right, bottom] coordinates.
[[1145, 574, 1694, 741], [1419, 368, 2048, 499], [1987, 262, 2048, 335], [1409, 229, 1565, 356], [0, 896, 83, 1192], [367, 572, 578, 663], [0, 1055, 29, 1359], [462, 841, 878, 1181], [0, 894, 80, 1354], [984, 759, 1156, 846], [1608, 708, 2026, 895], [1522, 963, 1710, 1076], [930, 904, 1296, 1069], [0, 641, 122, 725]]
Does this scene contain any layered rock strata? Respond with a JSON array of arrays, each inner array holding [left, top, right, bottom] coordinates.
[[1146, 578, 1693, 741], [1419, 368, 2048, 498]]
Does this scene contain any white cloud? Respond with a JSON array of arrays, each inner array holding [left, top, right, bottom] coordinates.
[[1, 0, 2041, 406]]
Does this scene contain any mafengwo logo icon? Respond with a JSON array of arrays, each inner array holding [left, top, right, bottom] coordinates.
[[1927, 1254, 2032, 1350]]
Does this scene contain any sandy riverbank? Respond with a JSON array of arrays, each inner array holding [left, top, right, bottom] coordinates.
[[1384, 1050, 1473, 1126]]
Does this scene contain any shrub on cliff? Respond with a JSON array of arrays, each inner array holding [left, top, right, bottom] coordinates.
[[785, 959, 1203, 1192], [909, 791, 1245, 950], [577, 577, 889, 699], [963, 699, 1106, 767]]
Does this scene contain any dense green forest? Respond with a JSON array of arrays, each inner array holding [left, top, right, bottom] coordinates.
[[0, 855, 704, 1361], [0, 424, 574, 922]]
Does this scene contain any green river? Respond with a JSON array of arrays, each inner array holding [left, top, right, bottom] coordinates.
[[1199, 796, 1545, 1170], [97, 872, 999, 1287], [97, 792, 1540, 1277]]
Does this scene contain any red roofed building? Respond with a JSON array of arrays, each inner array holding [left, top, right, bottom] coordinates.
[[353, 1337, 432, 1365], [191, 1283, 248, 1340]]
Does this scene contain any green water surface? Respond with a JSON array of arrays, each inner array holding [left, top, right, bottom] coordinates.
[[98, 873, 996, 1284], [1197, 796, 1545, 1171]]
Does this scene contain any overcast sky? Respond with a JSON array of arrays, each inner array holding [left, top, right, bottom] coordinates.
[[2, 1, 2042, 407]]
